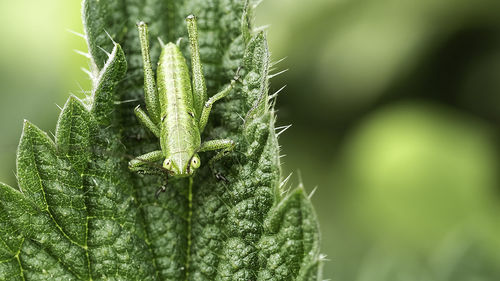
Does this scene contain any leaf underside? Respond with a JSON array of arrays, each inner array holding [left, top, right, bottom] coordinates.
[[0, 0, 322, 280]]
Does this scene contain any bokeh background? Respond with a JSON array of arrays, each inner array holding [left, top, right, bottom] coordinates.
[[1, 0, 499, 280]]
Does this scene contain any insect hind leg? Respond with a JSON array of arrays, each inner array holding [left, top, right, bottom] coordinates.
[[137, 21, 161, 125], [186, 14, 207, 120]]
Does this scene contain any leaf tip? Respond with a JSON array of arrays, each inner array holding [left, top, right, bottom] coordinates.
[[66, 94, 85, 106], [22, 119, 34, 131]]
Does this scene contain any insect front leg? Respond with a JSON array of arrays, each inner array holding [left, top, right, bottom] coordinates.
[[129, 150, 164, 174], [137, 21, 161, 125], [129, 150, 169, 198], [186, 15, 207, 121], [198, 139, 236, 181], [198, 70, 240, 133]]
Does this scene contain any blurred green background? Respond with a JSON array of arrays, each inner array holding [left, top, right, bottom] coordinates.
[[1, 0, 499, 280]]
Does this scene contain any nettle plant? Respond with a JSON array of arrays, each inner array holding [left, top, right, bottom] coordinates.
[[0, 0, 322, 280]]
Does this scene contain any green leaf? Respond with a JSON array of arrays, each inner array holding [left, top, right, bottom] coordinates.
[[258, 187, 322, 280], [0, 0, 323, 280], [2, 43, 158, 280], [0, 181, 80, 280], [186, 32, 279, 280], [89, 43, 127, 125]]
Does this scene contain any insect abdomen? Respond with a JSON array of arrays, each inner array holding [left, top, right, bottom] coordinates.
[[157, 43, 201, 168]]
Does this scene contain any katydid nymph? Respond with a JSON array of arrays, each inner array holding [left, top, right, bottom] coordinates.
[[129, 15, 239, 196]]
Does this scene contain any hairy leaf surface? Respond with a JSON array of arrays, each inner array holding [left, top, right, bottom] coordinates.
[[0, 0, 322, 280]]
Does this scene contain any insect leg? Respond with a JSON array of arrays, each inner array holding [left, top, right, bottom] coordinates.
[[155, 185, 167, 199], [129, 150, 164, 173], [198, 139, 236, 181], [198, 71, 240, 133], [186, 15, 207, 119], [137, 21, 161, 125], [134, 105, 160, 137]]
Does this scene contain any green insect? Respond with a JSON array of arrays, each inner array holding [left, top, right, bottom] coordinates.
[[129, 15, 238, 195]]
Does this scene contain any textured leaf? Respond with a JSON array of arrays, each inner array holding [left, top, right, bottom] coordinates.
[[1, 43, 157, 280], [0, 0, 323, 280], [258, 188, 321, 280]]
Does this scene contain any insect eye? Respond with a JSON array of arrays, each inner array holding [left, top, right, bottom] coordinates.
[[191, 156, 201, 169], [163, 159, 172, 170]]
